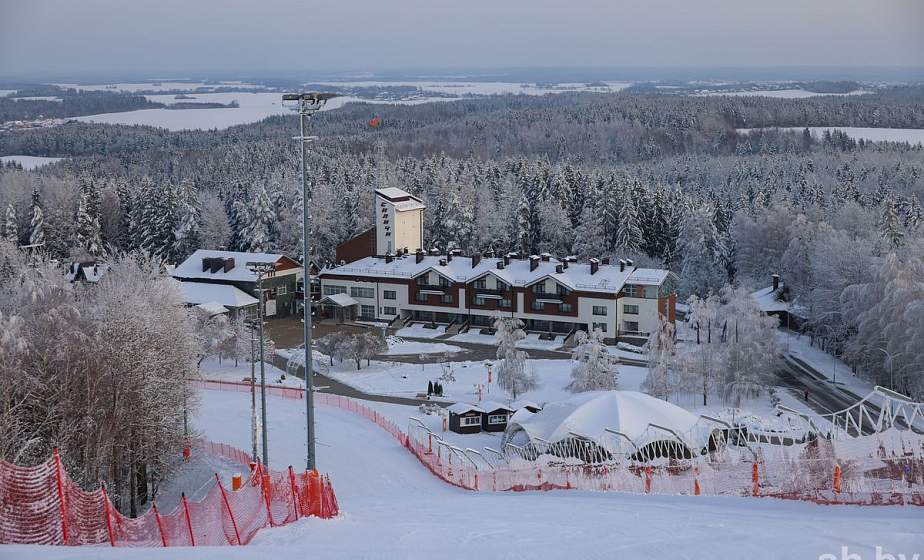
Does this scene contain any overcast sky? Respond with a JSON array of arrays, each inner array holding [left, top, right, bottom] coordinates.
[[1, 0, 923, 78]]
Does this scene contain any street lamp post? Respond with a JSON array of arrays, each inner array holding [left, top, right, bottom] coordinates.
[[283, 92, 339, 472], [247, 262, 275, 467], [249, 317, 258, 463], [876, 348, 903, 390]]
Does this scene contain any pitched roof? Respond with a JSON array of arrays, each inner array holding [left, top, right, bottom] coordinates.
[[172, 249, 288, 283], [321, 293, 358, 307], [448, 403, 485, 414], [321, 254, 656, 295], [178, 280, 259, 308]]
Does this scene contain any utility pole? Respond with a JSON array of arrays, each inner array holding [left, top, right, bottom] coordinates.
[[249, 317, 258, 463], [247, 262, 275, 467], [283, 92, 339, 472]]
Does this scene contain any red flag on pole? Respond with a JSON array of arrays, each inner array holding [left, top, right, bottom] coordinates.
[[368, 115, 382, 128]]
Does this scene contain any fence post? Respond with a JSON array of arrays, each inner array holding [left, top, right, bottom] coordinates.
[[693, 467, 701, 496], [152, 502, 168, 547], [751, 462, 760, 497], [645, 465, 652, 494], [288, 466, 301, 520], [833, 464, 842, 494], [216, 474, 242, 545], [262, 473, 275, 527], [182, 493, 195, 547], [52, 448, 69, 545], [100, 482, 116, 547]]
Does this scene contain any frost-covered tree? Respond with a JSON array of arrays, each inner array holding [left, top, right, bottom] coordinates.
[[716, 286, 782, 405], [678, 204, 729, 296], [494, 316, 536, 398], [643, 318, 677, 399], [571, 204, 606, 259], [515, 194, 533, 256], [3, 204, 16, 245], [28, 188, 44, 248], [75, 176, 102, 256], [613, 183, 642, 255], [247, 185, 276, 253], [568, 329, 618, 392]]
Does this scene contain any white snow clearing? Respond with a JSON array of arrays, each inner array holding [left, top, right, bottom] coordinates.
[[0, 155, 64, 169], [8, 387, 921, 559], [698, 89, 872, 99], [384, 340, 462, 356], [738, 126, 924, 146]]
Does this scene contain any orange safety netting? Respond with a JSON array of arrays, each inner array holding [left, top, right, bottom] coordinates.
[[0, 440, 338, 546]]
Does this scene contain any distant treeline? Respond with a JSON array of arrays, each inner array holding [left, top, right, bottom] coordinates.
[[0, 88, 163, 121]]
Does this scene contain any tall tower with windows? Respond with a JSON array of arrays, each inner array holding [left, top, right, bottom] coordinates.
[[374, 187, 425, 256]]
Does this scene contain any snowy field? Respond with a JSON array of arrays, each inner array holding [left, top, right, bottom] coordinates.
[[0, 155, 64, 169], [72, 92, 451, 131], [448, 330, 566, 351], [10, 387, 921, 559], [384, 339, 462, 356], [52, 81, 268, 93], [395, 324, 447, 339], [697, 88, 872, 98], [313, 80, 634, 96], [739, 126, 924, 146]]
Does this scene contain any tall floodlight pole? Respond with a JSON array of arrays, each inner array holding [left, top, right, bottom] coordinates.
[[249, 317, 258, 463], [247, 262, 275, 466], [283, 92, 338, 471]]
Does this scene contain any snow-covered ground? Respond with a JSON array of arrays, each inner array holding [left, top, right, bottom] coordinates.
[[0, 155, 64, 169], [72, 92, 451, 131], [52, 81, 268, 93], [448, 330, 566, 351], [384, 339, 462, 356], [395, 324, 447, 339], [313, 80, 634, 96], [698, 88, 872, 98], [198, 356, 304, 388], [11, 387, 921, 559], [739, 126, 924, 145]]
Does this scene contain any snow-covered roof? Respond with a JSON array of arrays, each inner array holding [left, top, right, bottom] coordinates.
[[504, 391, 703, 450], [322, 255, 663, 295], [480, 400, 515, 413], [172, 249, 290, 283], [179, 280, 259, 308], [321, 293, 358, 307], [627, 268, 670, 285], [65, 261, 109, 283], [195, 302, 230, 316], [376, 187, 421, 202], [448, 403, 485, 414], [751, 286, 788, 312], [511, 399, 541, 411]]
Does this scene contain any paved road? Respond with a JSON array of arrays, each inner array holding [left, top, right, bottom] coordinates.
[[386, 336, 570, 363]]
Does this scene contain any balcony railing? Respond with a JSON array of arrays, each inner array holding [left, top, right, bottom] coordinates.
[[473, 287, 506, 296], [416, 284, 448, 293]]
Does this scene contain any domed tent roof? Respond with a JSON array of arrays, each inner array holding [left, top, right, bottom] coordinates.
[[504, 391, 703, 451]]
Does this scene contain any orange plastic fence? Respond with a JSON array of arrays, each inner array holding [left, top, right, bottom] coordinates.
[[0, 437, 338, 546]]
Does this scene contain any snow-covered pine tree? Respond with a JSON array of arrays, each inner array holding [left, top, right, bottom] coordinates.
[[515, 193, 532, 256], [28, 188, 44, 248], [613, 182, 642, 255], [3, 204, 17, 245], [493, 316, 536, 399], [643, 317, 676, 399], [678, 203, 729, 296], [75, 177, 103, 256], [568, 329, 618, 392], [879, 198, 905, 250], [247, 185, 277, 254], [571, 204, 606, 259]]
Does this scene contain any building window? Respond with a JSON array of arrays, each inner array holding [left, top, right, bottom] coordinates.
[[624, 321, 640, 332], [487, 414, 508, 425], [460, 416, 481, 427], [592, 306, 607, 316], [383, 306, 397, 316], [323, 285, 347, 296], [474, 295, 485, 306], [499, 299, 511, 308], [360, 305, 375, 319], [441, 294, 453, 304], [474, 278, 487, 289], [384, 290, 396, 300], [532, 284, 546, 294], [557, 285, 570, 296], [277, 285, 287, 296], [560, 303, 572, 313], [623, 284, 639, 297], [497, 281, 508, 292], [593, 322, 608, 333], [531, 301, 545, 311], [439, 276, 451, 287], [623, 304, 639, 315], [351, 286, 375, 299], [415, 292, 428, 302]]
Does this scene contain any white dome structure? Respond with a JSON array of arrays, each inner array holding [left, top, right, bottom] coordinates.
[[503, 391, 708, 460]]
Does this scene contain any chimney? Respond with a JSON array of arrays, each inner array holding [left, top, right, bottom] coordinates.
[[209, 259, 223, 273], [555, 264, 563, 274], [772, 273, 780, 292], [508, 251, 519, 260], [385, 253, 393, 264], [601, 257, 610, 265], [429, 248, 440, 256], [472, 253, 482, 268], [540, 252, 551, 262], [223, 257, 235, 272], [439, 258, 447, 267], [589, 258, 599, 275], [416, 249, 425, 264], [202, 257, 212, 272], [562, 259, 569, 269], [626, 259, 634, 268], [529, 255, 539, 272], [496, 261, 505, 270], [450, 249, 462, 256], [503, 254, 510, 266], [447, 252, 453, 263], [619, 259, 626, 272]]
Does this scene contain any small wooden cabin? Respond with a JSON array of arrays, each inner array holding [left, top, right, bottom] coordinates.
[[448, 403, 485, 434], [480, 401, 515, 433]]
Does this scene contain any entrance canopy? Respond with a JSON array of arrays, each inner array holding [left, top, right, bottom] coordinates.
[[321, 293, 358, 307]]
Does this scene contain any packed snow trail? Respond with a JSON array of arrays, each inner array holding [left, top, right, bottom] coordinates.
[[5, 388, 923, 560]]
